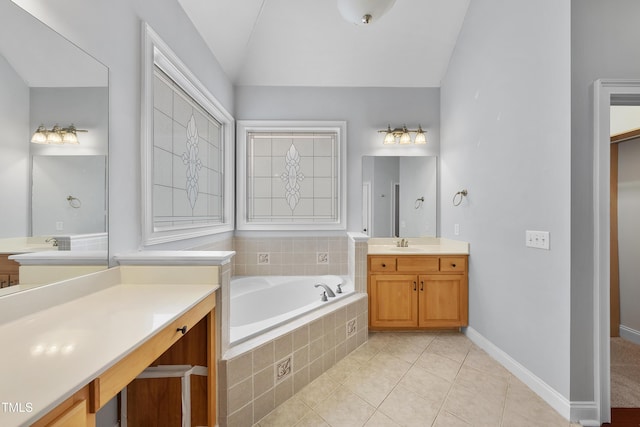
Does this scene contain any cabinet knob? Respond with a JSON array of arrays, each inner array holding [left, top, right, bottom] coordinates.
[[177, 326, 187, 335], [381, 263, 386, 267], [451, 263, 457, 268]]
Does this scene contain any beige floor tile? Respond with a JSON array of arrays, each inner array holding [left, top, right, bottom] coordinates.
[[382, 340, 426, 364], [502, 378, 568, 427], [296, 374, 341, 408], [344, 366, 400, 407], [363, 410, 401, 427], [398, 364, 453, 404], [349, 340, 385, 364], [378, 385, 441, 427], [325, 354, 362, 384], [425, 336, 472, 363], [293, 411, 330, 427], [313, 385, 376, 427], [415, 351, 463, 382], [258, 396, 312, 427], [432, 411, 472, 426], [463, 348, 511, 379], [453, 365, 509, 399], [443, 383, 505, 427], [366, 352, 412, 382], [250, 332, 575, 427]]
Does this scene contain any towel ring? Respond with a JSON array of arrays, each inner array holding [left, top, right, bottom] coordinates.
[[414, 197, 425, 209], [67, 195, 81, 209], [452, 189, 468, 206]]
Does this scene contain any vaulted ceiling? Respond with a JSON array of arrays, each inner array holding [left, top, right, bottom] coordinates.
[[178, 0, 470, 87]]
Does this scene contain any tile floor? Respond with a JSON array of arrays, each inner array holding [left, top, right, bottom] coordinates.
[[255, 331, 580, 427]]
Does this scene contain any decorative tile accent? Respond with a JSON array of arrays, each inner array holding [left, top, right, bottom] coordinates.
[[276, 356, 293, 382], [258, 252, 270, 265], [347, 318, 357, 338], [317, 252, 329, 264]]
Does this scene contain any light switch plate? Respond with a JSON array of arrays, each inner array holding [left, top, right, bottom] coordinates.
[[526, 230, 550, 250]]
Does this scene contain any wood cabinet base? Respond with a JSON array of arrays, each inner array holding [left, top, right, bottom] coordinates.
[[368, 255, 468, 330]]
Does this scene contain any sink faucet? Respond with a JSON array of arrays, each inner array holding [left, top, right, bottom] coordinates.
[[46, 238, 58, 247], [396, 238, 409, 247], [314, 283, 336, 297]]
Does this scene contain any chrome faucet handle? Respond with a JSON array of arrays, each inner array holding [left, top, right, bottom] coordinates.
[[336, 283, 343, 294], [321, 291, 328, 302]]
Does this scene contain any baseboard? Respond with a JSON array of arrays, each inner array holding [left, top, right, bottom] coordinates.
[[464, 327, 571, 420], [570, 400, 599, 426], [619, 324, 640, 345]]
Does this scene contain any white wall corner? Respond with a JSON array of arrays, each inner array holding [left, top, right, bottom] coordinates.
[[464, 327, 571, 421]]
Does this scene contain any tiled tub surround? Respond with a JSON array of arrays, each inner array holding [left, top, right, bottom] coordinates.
[[219, 293, 368, 427], [232, 235, 349, 276]]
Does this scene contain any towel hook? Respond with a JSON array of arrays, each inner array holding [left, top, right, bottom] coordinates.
[[452, 189, 468, 206], [414, 197, 425, 209]]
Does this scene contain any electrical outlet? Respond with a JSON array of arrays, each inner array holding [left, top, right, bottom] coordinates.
[[526, 230, 550, 250], [56, 221, 64, 231], [454, 224, 460, 236]]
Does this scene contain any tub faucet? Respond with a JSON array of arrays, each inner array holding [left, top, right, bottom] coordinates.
[[314, 283, 336, 297]]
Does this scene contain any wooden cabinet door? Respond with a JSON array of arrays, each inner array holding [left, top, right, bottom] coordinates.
[[418, 274, 468, 328], [370, 274, 418, 328]]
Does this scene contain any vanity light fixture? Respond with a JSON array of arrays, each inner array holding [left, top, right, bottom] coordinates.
[[31, 124, 86, 145], [337, 0, 396, 25], [379, 124, 428, 145]]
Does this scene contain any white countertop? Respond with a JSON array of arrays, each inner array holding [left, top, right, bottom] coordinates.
[[367, 237, 469, 255], [9, 250, 108, 265], [0, 237, 56, 254], [0, 272, 218, 426]]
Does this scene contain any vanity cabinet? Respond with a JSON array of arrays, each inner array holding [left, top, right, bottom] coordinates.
[[368, 255, 468, 329], [0, 254, 19, 287]]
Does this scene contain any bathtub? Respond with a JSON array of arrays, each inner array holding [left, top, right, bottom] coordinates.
[[230, 274, 355, 344]]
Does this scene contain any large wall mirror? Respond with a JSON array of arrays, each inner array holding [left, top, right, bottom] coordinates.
[[0, 1, 108, 292], [362, 156, 437, 237]]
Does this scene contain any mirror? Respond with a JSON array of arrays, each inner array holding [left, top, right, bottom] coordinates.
[[0, 1, 108, 291], [362, 156, 437, 237]]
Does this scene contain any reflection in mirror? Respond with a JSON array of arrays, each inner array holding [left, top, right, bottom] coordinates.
[[0, 1, 108, 292], [362, 156, 437, 238]]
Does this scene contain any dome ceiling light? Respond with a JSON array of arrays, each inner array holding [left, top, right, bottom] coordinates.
[[337, 0, 397, 25]]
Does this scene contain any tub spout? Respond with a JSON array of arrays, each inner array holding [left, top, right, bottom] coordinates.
[[314, 283, 336, 297]]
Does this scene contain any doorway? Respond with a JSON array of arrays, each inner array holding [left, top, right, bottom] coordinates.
[[593, 80, 640, 424], [610, 128, 640, 409]]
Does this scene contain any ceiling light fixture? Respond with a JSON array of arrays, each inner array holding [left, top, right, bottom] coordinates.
[[379, 124, 428, 145], [337, 0, 397, 25], [31, 124, 87, 145]]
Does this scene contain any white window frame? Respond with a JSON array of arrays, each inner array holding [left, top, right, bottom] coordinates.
[[236, 120, 347, 231], [141, 23, 234, 245]]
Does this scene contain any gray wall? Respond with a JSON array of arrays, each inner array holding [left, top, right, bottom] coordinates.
[[571, 0, 640, 402], [0, 55, 30, 238], [235, 86, 441, 235], [14, 0, 235, 254], [440, 0, 571, 400]]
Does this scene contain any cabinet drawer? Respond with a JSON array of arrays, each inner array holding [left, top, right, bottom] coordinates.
[[397, 256, 439, 273], [369, 257, 396, 272], [439, 257, 467, 273]]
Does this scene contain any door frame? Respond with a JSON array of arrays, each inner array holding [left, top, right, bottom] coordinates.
[[593, 79, 640, 423]]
